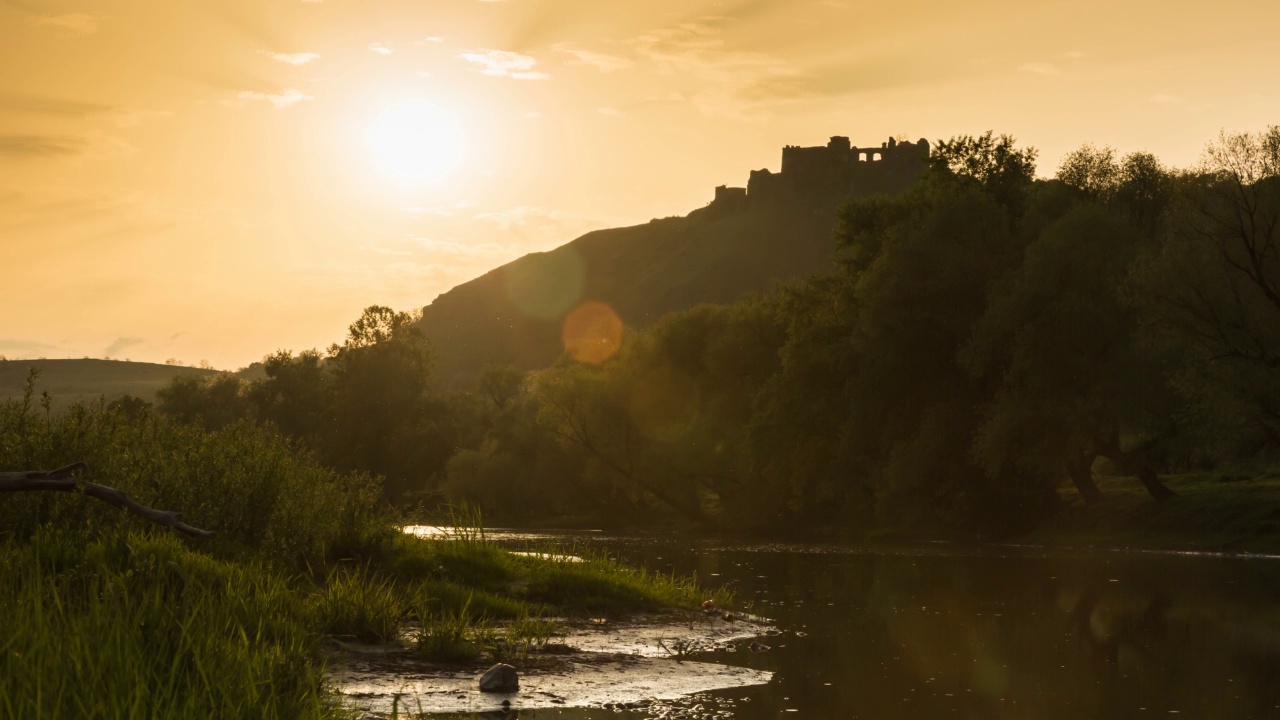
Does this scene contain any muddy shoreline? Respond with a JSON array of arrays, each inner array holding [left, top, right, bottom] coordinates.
[[332, 611, 777, 717]]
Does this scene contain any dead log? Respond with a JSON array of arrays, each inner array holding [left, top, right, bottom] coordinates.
[[0, 462, 214, 538]]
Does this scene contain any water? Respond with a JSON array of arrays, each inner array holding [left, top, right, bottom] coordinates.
[[414, 532, 1280, 719]]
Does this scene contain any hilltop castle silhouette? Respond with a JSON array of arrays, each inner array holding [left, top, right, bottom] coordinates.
[[708, 135, 930, 210]]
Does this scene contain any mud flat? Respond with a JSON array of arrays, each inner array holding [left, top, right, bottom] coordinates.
[[333, 613, 775, 716]]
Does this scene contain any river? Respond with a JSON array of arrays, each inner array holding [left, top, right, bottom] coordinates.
[[409, 531, 1280, 719]]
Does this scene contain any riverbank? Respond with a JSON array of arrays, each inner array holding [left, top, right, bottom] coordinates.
[[1019, 471, 1280, 555], [0, 397, 728, 719]]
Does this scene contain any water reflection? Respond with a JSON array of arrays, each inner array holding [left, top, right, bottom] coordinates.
[[414, 534, 1280, 719]]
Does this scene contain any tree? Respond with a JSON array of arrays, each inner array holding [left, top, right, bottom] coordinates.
[[326, 306, 440, 498], [1135, 127, 1280, 452], [929, 131, 1038, 208], [964, 203, 1178, 503]]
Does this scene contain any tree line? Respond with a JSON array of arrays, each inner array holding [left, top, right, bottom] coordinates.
[[151, 127, 1280, 535]]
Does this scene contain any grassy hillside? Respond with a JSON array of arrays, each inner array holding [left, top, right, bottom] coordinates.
[[418, 186, 852, 387], [0, 359, 221, 410]]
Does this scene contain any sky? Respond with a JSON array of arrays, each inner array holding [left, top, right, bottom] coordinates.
[[2, 0, 1278, 369]]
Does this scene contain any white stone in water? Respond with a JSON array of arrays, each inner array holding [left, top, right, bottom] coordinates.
[[479, 663, 519, 693]]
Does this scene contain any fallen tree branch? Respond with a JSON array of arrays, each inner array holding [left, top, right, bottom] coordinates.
[[0, 462, 215, 538]]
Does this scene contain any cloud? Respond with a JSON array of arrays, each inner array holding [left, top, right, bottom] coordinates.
[[0, 338, 75, 359], [1063, 50, 1086, 60], [552, 43, 633, 73], [369, 42, 393, 55], [0, 93, 112, 116], [1150, 94, 1204, 112], [460, 49, 549, 79], [266, 52, 320, 65], [410, 237, 507, 257], [103, 337, 144, 357], [30, 12, 101, 36], [425, 36, 444, 43], [596, 107, 623, 117], [1018, 62, 1061, 76], [226, 88, 314, 109], [631, 20, 805, 118], [0, 134, 86, 158]]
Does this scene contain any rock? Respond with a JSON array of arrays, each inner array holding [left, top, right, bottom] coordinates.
[[478, 663, 519, 693], [748, 641, 770, 653]]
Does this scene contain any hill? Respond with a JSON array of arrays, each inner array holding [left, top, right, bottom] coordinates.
[[0, 359, 222, 411], [418, 134, 928, 387]]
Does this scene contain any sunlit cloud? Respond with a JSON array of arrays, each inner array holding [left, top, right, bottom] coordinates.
[[266, 52, 320, 65], [369, 42, 394, 55], [553, 44, 634, 73], [227, 88, 314, 109], [460, 49, 549, 80], [30, 13, 102, 36], [632, 20, 804, 119], [1018, 62, 1061, 76], [425, 36, 444, 43], [597, 107, 623, 117], [1063, 50, 1086, 60]]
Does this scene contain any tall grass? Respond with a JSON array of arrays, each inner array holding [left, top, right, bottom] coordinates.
[[0, 532, 347, 720]]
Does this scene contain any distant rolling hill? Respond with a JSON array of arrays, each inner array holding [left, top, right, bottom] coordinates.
[[418, 134, 927, 388], [0, 359, 222, 411]]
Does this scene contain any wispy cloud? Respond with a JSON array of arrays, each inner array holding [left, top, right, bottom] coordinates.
[[460, 49, 549, 79], [0, 134, 85, 158], [1018, 62, 1061, 76], [1150, 94, 1204, 112], [30, 12, 102, 36], [0, 93, 112, 116], [266, 51, 320, 65], [103, 337, 144, 357], [597, 107, 623, 117], [226, 88, 314, 109], [369, 42, 393, 55], [0, 338, 76, 359], [553, 43, 633, 73], [631, 20, 804, 118]]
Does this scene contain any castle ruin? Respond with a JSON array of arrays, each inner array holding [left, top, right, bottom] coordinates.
[[708, 136, 929, 212]]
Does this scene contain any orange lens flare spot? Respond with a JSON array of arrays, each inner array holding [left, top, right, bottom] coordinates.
[[561, 301, 623, 365]]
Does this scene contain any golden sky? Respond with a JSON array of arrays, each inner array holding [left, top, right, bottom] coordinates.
[[2, 0, 1278, 368]]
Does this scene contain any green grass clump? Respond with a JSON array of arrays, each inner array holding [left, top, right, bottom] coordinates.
[[313, 566, 405, 643], [0, 532, 343, 720], [519, 545, 732, 615]]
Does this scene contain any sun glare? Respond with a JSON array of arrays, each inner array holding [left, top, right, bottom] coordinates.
[[366, 99, 463, 184]]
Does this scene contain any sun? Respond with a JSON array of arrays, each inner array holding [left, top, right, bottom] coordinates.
[[366, 99, 463, 184]]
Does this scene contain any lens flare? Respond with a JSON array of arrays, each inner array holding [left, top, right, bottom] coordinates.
[[561, 301, 623, 364]]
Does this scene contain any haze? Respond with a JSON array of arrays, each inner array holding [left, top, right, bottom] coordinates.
[[2, 0, 1277, 368]]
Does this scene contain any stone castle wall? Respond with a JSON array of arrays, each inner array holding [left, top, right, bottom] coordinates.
[[711, 135, 929, 210]]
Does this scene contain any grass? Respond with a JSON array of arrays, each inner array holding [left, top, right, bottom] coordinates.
[[0, 389, 728, 717], [0, 532, 342, 720], [1024, 471, 1280, 553]]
